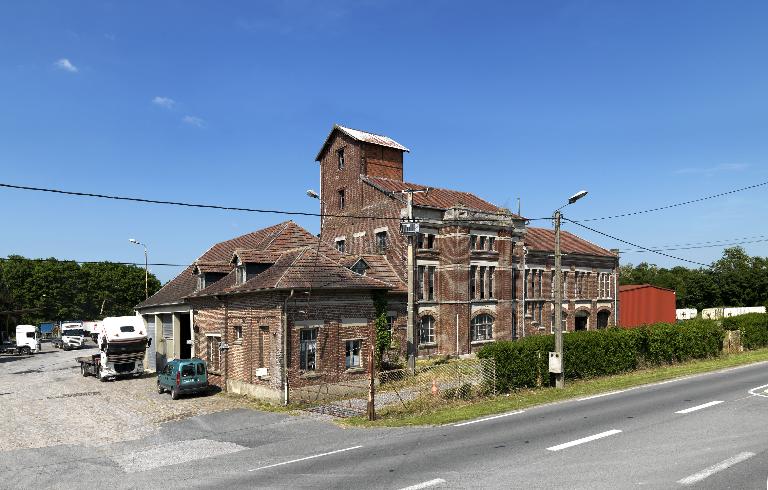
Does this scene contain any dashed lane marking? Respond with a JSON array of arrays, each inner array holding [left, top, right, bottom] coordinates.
[[677, 451, 755, 486], [546, 429, 622, 452], [748, 383, 768, 398], [398, 478, 447, 490], [675, 400, 724, 414]]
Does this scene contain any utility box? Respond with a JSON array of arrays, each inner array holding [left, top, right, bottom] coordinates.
[[549, 352, 562, 374]]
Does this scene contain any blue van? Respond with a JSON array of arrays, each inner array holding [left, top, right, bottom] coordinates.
[[157, 358, 209, 400]]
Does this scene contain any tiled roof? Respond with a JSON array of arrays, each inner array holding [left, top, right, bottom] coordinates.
[[194, 262, 232, 274], [191, 247, 391, 297], [232, 249, 281, 264], [136, 221, 302, 309], [341, 254, 407, 294], [363, 175, 518, 216], [524, 227, 616, 257], [315, 124, 410, 161]]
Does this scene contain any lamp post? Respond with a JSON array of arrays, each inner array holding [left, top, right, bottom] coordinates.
[[553, 190, 588, 389], [129, 239, 148, 300]]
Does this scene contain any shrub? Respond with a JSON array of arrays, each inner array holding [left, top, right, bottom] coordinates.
[[723, 313, 768, 349], [479, 319, 724, 393]]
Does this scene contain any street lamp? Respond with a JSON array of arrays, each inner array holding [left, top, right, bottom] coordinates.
[[129, 238, 149, 300], [552, 190, 588, 389]]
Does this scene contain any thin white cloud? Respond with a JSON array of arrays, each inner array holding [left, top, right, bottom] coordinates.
[[152, 96, 175, 109], [675, 163, 749, 176], [182, 115, 205, 128], [54, 58, 78, 73]]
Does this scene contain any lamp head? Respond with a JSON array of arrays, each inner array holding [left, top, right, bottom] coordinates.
[[568, 190, 588, 204], [306, 189, 320, 199]]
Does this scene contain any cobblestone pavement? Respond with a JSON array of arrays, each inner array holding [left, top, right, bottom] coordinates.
[[0, 342, 254, 451]]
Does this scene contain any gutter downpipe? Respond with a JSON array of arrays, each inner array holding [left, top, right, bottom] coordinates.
[[521, 245, 528, 338], [283, 289, 294, 406]]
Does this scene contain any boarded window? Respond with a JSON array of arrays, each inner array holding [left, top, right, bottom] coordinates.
[[161, 314, 173, 339], [206, 335, 221, 372]]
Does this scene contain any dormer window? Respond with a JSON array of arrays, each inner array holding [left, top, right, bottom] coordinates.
[[197, 273, 205, 291], [337, 148, 345, 169], [351, 259, 369, 276], [236, 265, 246, 285]]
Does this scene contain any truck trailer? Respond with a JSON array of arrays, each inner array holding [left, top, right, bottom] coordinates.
[[78, 316, 150, 381]]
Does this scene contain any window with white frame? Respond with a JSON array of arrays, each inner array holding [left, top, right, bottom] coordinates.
[[471, 314, 494, 341], [345, 339, 361, 369], [375, 230, 388, 253], [337, 148, 345, 169], [387, 314, 397, 345], [234, 325, 243, 341], [206, 335, 221, 372], [335, 239, 345, 253], [419, 316, 435, 344], [299, 328, 318, 371], [470, 234, 496, 251], [598, 273, 612, 298], [417, 232, 436, 250], [338, 189, 345, 210], [470, 265, 495, 300], [236, 265, 246, 285]]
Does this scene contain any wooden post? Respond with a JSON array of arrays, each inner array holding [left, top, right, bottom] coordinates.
[[367, 332, 376, 421]]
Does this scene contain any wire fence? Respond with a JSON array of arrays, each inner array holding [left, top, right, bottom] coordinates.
[[296, 357, 496, 418]]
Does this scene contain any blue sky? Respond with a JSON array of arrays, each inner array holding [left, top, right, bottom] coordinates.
[[1, 0, 767, 282]]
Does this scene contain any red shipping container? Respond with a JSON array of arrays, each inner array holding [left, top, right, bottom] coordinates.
[[619, 284, 676, 328]]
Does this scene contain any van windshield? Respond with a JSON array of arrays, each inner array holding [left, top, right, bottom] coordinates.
[[120, 326, 135, 332], [181, 365, 195, 377], [63, 329, 84, 337]]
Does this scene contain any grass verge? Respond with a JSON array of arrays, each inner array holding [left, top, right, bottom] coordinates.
[[342, 348, 768, 428]]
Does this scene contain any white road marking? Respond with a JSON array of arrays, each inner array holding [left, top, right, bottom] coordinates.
[[748, 383, 768, 398], [248, 445, 362, 472], [398, 478, 446, 490], [677, 451, 755, 485], [675, 400, 724, 414], [546, 429, 622, 452], [453, 410, 525, 426], [577, 390, 628, 401]]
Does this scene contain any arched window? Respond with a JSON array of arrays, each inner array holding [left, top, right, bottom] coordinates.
[[597, 310, 610, 329], [471, 314, 494, 341], [419, 316, 435, 344]]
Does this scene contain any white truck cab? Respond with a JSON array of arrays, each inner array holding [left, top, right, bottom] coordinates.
[[60, 322, 86, 349], [15, 325, 41, 353], [95, 316, 148, 379]]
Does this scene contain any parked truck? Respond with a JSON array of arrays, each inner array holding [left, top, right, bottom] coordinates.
[[1, 325, 41, 355], [77, 316, 150, 381], [52, 322, 87, 350]]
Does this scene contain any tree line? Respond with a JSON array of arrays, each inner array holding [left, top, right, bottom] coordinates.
[[619, 247, 768, 311], [0, 255, 162, 328]]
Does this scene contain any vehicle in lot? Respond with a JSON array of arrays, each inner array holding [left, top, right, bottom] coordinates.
[[157, 358, 209, 400], [52, 322, 87, 350], [0, 325, 41, 355], [78, 316, 149, 381]]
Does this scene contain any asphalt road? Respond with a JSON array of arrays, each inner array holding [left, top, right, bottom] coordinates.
[[2, 360, 766, 489]]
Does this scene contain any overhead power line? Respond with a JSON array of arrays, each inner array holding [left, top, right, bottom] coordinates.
[[563, 218, 711, 268], [0, 183, 398, 221], [621, 237, 768, 253]]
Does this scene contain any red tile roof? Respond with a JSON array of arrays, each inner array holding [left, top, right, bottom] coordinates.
[[341, 254, 407, 293], [363, 175, 519, 216], [524, 227, 616, 257], [316, 124, 410, 161]]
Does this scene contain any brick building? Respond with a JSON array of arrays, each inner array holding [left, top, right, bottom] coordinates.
[[315, 124, 619, 356], [136, 221, 402, 402]]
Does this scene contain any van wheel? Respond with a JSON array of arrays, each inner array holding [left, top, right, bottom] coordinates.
[[81, 365, 87, 377], [171, 388, 179, 400], [157, 382, 164, 394]]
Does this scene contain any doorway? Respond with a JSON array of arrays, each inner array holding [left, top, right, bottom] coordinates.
[[575, 311, 589, 331], [179, 313, 191, 359]]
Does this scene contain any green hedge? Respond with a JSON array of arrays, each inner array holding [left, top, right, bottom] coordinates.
[[479, 320, 724, 392], [722, 313, 768, 349]]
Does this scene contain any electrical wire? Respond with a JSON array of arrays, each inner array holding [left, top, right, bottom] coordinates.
[[0, 183, 398, 221], [620, 237, 768, 254], [563, 217, 711, 268]]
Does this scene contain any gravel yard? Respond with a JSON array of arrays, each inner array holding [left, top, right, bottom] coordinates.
[[0, 342, 254, 451]]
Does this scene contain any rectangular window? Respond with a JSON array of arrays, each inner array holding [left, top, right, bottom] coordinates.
[[336, 239, 345, 253], [345, 339, 361, 369], [478, 235, 486, 250], [234, 325, 243, 341], [563, 272, 568, 299], [550, 270, 556, 299], [338, 189, 345, 210], [375, 231, 388, 253], [511, 268, 517, 299], [337, 148, 345, 169], [427, 233, 435, 249], [488, 236, 495, 251], [470, 265, 477, 299], [161, 314, 173, 339], [206, 335, 221, 372], [419, 316, 435, 344], [387, 315, 397, 345], [236, 265, 246, 285], [299, 328, 318, 371], [417, 265, 425, 300], [479, 266, 486, 299], [470, 235, 477, 250], [427, 266, 435, 301], [488, 266, 495, 299]]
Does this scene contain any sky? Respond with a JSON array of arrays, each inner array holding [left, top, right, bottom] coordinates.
[[1, 0, 767, 283]]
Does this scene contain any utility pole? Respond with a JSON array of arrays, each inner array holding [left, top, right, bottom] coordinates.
[[551, 190, 588, 389], [399, 188, 428, 374], [553, 210, 564, 389]]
